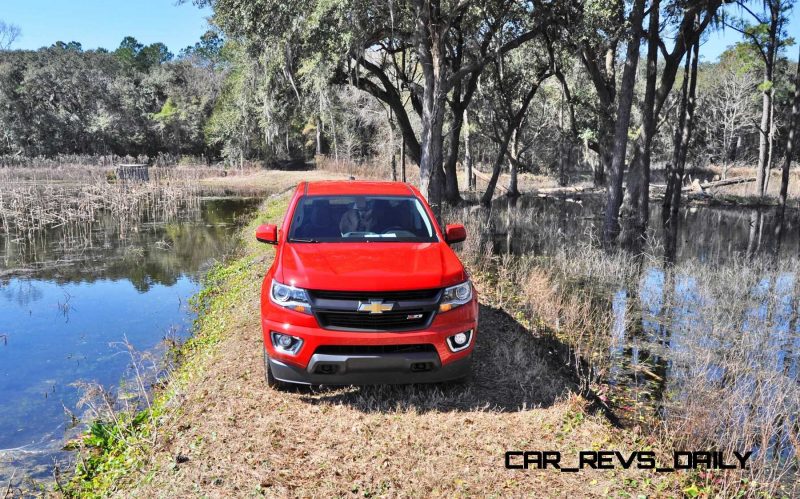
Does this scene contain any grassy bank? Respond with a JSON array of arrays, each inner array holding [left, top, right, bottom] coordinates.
[[62, 195, 290, 497], [60, 187, 690, 497]]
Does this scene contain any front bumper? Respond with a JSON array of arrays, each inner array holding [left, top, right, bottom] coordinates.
[[261, 295, 478, 385], [268, 351, 472, 385]]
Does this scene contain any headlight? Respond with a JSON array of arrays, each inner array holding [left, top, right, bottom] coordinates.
[[270, 279, 311, 314], [439, 280, 473, 312]]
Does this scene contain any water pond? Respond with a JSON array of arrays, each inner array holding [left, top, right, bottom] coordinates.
[[0, 195, 259, 481]]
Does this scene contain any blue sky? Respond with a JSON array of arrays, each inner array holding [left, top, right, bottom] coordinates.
[[1, 0, 213, 53], [1, 0, 799, 61], [701, 2, 800, 62]]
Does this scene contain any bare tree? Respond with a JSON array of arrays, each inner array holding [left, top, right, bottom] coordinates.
[[0, 21, 20, 50], [701, 55, 759, 178]]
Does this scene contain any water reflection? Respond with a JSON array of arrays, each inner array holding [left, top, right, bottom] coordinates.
[[487, 194, 799, 260], [0, 196, 258, 481]]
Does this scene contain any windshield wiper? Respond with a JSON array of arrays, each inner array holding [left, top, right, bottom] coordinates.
[[289, 238, 320, 243]]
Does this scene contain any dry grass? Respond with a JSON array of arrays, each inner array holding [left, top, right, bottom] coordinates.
[[121, 300, 653, 497], [315, 156, 421, 184], [199, 167, 353, 194]]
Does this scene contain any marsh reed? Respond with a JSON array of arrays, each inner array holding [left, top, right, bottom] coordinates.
[[0, 166, 208, 238]]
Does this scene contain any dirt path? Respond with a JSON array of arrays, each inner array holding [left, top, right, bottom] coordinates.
[[114, 170, 671, 497]]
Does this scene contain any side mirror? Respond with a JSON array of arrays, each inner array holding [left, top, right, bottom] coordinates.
[[444, 224, 466, 244], [256, 224, 278, 244]]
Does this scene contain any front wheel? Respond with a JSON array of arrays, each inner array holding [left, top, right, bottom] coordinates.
[[263, 347, 285, 389]]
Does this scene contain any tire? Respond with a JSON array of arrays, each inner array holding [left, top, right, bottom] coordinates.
[[263, 347, 285, 389], [448, 358, 474, 385]]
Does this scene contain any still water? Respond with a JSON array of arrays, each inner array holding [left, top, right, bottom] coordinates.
[[0, 196, 258, 481], [490, 194, 799, 260]]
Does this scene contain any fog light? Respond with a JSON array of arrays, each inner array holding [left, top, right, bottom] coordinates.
[[446, 329, 473, 353], [270, 331, 303, 355]]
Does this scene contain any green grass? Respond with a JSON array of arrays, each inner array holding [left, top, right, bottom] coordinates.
[[61, 195, 289, 497]]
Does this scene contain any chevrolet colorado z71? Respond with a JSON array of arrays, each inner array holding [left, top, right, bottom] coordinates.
[[256, 181, 478, 387]]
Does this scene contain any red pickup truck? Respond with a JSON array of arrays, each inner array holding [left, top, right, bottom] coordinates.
[[255, 180, 478, 387]]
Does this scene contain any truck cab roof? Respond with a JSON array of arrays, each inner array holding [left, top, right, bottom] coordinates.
[[301, 181, 418, 197]]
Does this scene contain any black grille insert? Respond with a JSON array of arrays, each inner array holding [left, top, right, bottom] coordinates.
[[315, 310, 432, 331], [309, 288, 441, 301], [314, 344, 436, 355]]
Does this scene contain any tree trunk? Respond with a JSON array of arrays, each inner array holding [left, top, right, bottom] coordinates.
[[558, 89, 566, 186], [756, 86, 773, 196], [623, 0, 659, 234], [756, 6, 779, 198], [603, 0, 646, 244], [766, 92, 776, 193], [389, 109, 397, 181], [776, 45, 800, 246], [463, 109, 474, 190], [480, 78, 545, 206], [595, 117, 613, 187], [443, 107, 464, 204], [663, 49, 691, 225], [508, 128, 520, 196], [666, 35, 700, 228], [481, 128, 516, 207], [442, 69, 481, 204], [401, 136, 407, 182], [414, 0, 447, 221], [315, 116, 322, 156]]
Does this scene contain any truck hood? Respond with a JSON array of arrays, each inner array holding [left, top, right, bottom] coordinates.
[[275, 242, 467, 291]]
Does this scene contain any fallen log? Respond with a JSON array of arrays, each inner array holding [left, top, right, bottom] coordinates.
[[472, 169, 508, 193], [683, 176, 756, 192], [651, 176, 756, 193], [473, 169, 603, 197], [533, 185, 603, 196]]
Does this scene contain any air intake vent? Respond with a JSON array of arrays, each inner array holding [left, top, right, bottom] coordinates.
[[314, 344, 436, 355]]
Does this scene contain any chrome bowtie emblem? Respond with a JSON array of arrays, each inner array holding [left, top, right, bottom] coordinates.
[[357, 299, 394, 314]]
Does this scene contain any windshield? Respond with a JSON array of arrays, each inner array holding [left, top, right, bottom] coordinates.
[[288, 195, 437, 243]]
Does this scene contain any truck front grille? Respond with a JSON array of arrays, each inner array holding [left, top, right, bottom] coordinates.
[[315, 310, 433, 331], [307, 287, 442, 332]]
